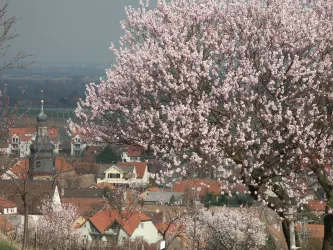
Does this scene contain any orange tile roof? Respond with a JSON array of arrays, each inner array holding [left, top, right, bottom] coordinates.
[[308, 200, 326, 212], [9, 127, 59, 141], [0, 197, 16, 208], [173, 179, 220, 196], [296, 224, 324, 239], [89, 209, 151, 235], [148, 187, 161, 192], [0, 215, 15, 232], [9, 159, 29, 179], [127, 146, 142, 157], [117, 162, 147, 178], [55, 158, 74, 173]]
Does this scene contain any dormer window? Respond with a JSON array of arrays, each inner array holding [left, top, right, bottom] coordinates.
[[12, 137, 19, 143]]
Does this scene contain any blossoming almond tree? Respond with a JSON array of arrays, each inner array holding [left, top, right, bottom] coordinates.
[[71, 0, 333, 248], [184, 208, 267, 250], [31, 200, 82, 249]]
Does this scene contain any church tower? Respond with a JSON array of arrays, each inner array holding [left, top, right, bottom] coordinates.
[[29, 90, 56, 180]]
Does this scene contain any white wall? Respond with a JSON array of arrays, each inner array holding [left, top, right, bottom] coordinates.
[[121, 152, 141, 162], [130, 221, 162, 244], [3, 207, 17, 215]]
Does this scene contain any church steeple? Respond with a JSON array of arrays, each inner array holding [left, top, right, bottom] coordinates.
[[29, 90, 56, 180]]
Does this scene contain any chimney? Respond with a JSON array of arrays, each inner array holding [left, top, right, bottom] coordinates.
[[61, 187, 64, 196]]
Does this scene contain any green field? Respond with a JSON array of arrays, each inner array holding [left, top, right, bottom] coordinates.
[[0, 241, 18, 250], [10, 107, 76, 120]]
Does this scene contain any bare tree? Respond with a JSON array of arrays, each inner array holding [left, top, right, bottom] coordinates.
[[0, 2, 30, 72]]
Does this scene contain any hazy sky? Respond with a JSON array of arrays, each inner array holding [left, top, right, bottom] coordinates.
[[5, 0, 145, 65]]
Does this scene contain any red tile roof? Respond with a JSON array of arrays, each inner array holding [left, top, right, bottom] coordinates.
[[117, 162, 147, 178], [0, 215, 15, 232], [148, 187, 161, 192], [308, 200, 326, 212], [88, 209, 151, 235], [55, 158, 74, 173], [173, 179, 220, 196], [296, 224, 324, 239], [9, 127, 58, 141], [127, 146, 142, 157], [9, 159, 29, 179], [0, 197, 16, 208]]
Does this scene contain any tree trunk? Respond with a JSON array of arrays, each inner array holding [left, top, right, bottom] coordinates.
[[281, 219, 300, 250], [322, 214, 333, 250], [22, 200, 29, 250], [282, 219, 291, 250]]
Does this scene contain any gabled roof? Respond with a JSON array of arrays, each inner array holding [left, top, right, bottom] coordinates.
[[88, 209, 152, 236], [126, 146, 142, 157], [55, 158, 74, 173], [9, 159, 29, 179], [118, 162, 147, 178], [0, 196, 17, 208], [9, 127, 59, 142], [173, 179, 220, 196], [97, 164, 135, 179]]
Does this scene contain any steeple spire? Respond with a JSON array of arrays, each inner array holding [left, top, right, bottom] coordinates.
[[41, 89, 44, 112], [37, 89, 47, 123]]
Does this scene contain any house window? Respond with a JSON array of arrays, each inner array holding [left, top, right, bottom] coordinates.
[[36, 161, 41, 168], [108, 173, 120, 179], [141, 223, 144, 229], [12, 137, 19, 143]]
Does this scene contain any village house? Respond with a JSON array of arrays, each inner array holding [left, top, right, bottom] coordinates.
[[0, 197, 17, 215], [0, 180, 61, 234], [0, 127, 59, 157], [96, 162, 149, 188], [172, 179, 221, 200], [121, 146, 142, 162], [79, 209, 162, 244], [71, 132, 105, 156]]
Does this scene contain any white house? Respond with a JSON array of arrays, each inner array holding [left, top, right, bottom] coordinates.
[[121, 146, 142, 162], [0, 197, 17, 215], [96, 162, 149, 188], [2, 127, 59, 157], [70, 132, 105, 156], [79, 209, 162, 244]]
